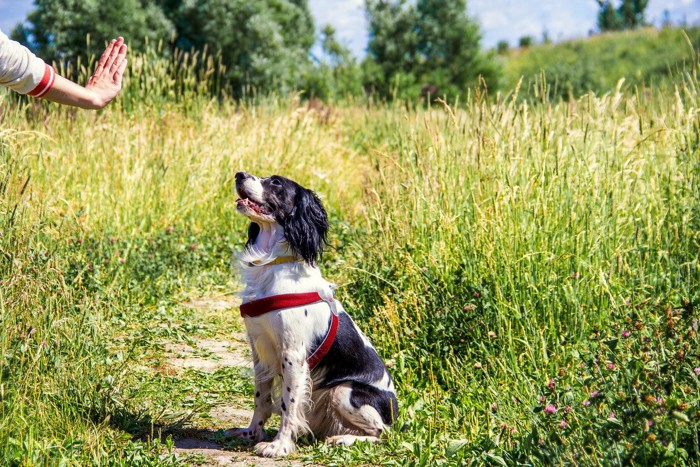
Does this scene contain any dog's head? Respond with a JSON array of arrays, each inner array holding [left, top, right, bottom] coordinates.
[[235, 172, 328, 265]]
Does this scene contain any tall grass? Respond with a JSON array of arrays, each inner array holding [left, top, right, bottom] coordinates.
[[343, 75, 699, 464], [1, 43, 698, 465]]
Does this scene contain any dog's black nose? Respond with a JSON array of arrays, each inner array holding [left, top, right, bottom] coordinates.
[[235, 172, 250, 183]]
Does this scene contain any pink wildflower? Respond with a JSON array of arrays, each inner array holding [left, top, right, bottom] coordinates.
[[694, 367, 700, 376], [559, 420, 568, 428], [548, 380, 556, 390], [544, 404, 557, 414], [590, 391, 599, 398], [607, 363, 616, 370], [622, 330, 631, 338], [582, 400, 591, 406], [571, 272, 579, 278], [563, 406, 572, 414]]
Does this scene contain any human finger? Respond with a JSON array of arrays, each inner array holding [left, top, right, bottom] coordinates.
[[94, 38, 117, 78], [114, 58, 127, 87], [103, 38, 123, 72], [109, 43, 127, 75]]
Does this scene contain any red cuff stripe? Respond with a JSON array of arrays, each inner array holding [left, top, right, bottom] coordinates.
[[27, 64, 55, 97]]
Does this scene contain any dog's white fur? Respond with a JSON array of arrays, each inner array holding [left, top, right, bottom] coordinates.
[[231, 173, 396, 457]]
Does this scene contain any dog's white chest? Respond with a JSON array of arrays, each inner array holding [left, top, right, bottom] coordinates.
[[244, 302, 333, 372]]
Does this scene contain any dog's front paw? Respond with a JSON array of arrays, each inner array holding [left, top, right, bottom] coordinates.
[[225, 426, 265, 442], [255, 439, 296, 457]]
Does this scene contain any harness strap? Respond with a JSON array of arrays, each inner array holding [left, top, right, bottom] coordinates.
[[307, 311, 338, 370], [240, 292, 322, 317], [240, 292, 339, 370]]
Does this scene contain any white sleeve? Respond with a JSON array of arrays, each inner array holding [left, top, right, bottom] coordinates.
[[0, 29, 55, 96]]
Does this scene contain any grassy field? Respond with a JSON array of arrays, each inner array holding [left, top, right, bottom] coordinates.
[[502, 26, 700, 100], [1, 52, 699, 465]]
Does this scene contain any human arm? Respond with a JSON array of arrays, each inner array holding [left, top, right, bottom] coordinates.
[[0, 30, 127, 109]]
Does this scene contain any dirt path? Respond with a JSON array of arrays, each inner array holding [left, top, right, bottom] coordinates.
[[162, 294, 310, 466]]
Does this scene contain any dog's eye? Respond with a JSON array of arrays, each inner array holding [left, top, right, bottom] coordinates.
[[270, 179, 282, 187]]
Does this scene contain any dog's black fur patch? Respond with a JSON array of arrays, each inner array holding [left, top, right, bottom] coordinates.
[[313, 312, 398, 423]]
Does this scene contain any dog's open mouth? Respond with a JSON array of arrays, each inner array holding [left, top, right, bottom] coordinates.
[[236, 197, 272, 217]]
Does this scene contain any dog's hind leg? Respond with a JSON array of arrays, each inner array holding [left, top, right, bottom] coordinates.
[[255, 348, 310, 457], [322, 382, 397, 445]]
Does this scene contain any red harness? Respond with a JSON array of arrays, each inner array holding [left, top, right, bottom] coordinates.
[[240, 292, 339, 370]]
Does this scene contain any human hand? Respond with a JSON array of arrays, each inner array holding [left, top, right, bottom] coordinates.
[[85, 37, 128, 109]]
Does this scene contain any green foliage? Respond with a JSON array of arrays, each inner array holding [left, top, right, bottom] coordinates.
[[518, 35, 534, 48], [306, 24, 364, 99], [496, 40, 510, 55], [176, 0, 316, 97], [12, 0, 174, 63], [531, 304, 700, 464], [364, 0, 498, 100], [597, 0, 649, 32], [504, 26, 700, 100]]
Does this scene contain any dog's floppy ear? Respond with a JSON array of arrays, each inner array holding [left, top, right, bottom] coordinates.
[[283, 187, 328, 265], [247, 223, 260, 246]]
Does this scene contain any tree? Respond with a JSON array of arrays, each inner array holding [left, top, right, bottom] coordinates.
[[596, 0, 648, 32], [415, 0, 495, 97], [318, 24, 363, 97], [364, 0, 420, 97], [519, 35, 534, 48], [364, 0, 496, 99], [177, 0, 316, 96], [12, 0, 174, 63]]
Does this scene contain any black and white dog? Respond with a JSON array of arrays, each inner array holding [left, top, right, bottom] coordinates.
[[230, 172, 398, 458]]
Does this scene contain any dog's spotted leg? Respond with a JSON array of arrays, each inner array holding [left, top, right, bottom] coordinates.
[[255, 348, 309, 457], [228, 353, 274, 442]]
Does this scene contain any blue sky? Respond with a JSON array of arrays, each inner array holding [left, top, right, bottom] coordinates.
[[2, 0, 699, 56]]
